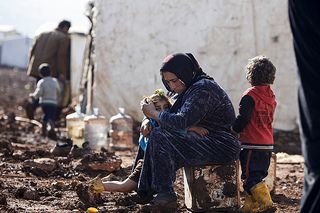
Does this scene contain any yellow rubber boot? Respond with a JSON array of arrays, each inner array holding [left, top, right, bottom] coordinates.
[[240, 193, 259, 213], [88, 176, 105, 194], [250, 182, 277, 213]]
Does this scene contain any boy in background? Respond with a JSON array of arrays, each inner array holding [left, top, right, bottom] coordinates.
[[30, 63, 60, 139], [232, 56, 277, 213]]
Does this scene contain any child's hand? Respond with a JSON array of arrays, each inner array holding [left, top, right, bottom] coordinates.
[[188, 126, 209, 137], [140, 119, 151, 137]]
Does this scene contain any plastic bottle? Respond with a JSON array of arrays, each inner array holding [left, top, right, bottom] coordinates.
[[66, 105, 85, 147], [84, 108, 108, 151], [109, 107, 133, 150]]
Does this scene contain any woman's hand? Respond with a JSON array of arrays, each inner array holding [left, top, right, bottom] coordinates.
[[187, 126, 209, 137], [140, 119, 151, 137], [140, 98, 159, 120]]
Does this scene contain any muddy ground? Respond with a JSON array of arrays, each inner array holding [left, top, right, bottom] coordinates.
[[0, 67, 303, 212]]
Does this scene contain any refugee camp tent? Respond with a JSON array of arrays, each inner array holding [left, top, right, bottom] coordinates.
[[0, 25, 20, 40], [84, 0, 298, 131], [0, 36, 32, 69], [0, 25, 32, 69], [70, 32, 87, 98]]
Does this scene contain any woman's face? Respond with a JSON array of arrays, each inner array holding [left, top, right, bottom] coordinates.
[[162, 72, 186, 94]]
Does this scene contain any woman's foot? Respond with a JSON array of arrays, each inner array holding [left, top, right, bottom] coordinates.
[[149, 192, 177, 208], [128, 192, 154, 204]]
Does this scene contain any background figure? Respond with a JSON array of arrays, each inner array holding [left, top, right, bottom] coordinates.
[[288, 1, 320, 212], [232, 56, 277, 213], [30, 63, 60, 139], [26, 20, 71, 121]]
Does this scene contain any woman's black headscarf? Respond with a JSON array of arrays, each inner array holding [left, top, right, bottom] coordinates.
[[160, 53, 213, 112]]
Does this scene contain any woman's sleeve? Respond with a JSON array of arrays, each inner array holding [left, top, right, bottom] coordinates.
[[158, 84, 212, 130]]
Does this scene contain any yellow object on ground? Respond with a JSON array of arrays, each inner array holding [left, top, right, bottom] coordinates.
[[87, 207, 98, 213]]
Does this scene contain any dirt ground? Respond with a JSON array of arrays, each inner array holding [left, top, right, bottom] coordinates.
[[0, 67, 303, 212]]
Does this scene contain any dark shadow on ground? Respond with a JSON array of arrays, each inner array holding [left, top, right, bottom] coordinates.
[[273, 193, 301, 206]]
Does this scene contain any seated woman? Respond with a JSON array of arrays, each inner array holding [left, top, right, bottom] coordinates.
[[89, 89, 208, 194], [136, 53, 241, 210]]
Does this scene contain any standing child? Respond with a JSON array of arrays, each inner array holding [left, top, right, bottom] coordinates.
[[30, 63, 60, 139], [89, 89, 208, 194], [232, 56, 277, 213]]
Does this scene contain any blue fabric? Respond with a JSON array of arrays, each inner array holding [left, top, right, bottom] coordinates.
[[139, 119, 157, 151], [137, 78, 241, 195], [138, 136, 148, 151]]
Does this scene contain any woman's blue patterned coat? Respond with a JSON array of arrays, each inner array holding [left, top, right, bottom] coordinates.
[[137, 78, 241, 195]]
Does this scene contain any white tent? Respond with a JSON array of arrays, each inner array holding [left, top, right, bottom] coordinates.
[[70, 32, 87, 97], [0, 36, 32, 69], [89, 0, 298, 130]]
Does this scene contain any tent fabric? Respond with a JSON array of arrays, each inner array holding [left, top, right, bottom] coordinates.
[[91, 0, 298, 131]]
